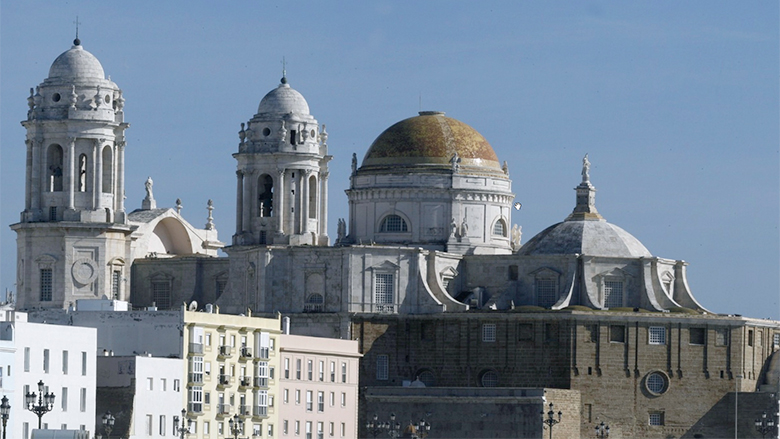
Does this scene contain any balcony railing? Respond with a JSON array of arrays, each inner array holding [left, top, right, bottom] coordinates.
[[188, 402, 203, 414], [188, 372, 203, 384], [218, 345, 232, 357], [253, 406, 268, 417], [239, 347, 252, 359], [218, 374, 231, 386], [240, 404, 252, 416], [254, 376, 268, 388], [217, 404, 231, 415], [239, 376, 252, 387], [257, 348, 270, 360], [303, 303, 324, 313], [188, 342, 204, 354]]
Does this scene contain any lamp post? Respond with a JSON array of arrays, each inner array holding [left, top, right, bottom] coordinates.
[[101, 411, 115, 439], [25, 380, 55, 429], [594, 421, 609, 438], [365, 414, 385, 438], [0, 396, 10, 439], [173, 409, 190, 439], [386, 413, 401, 439], [541, 402, 562, 439], [228, 413, 244, 439], [754, 410, 776, 438], [411, 419, 431, 439]]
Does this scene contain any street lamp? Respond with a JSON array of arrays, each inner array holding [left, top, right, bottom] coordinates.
[[594, 421, 609, 438], [365, 414, 385, 438], [541, 402, 562, 439], [228, 413, 244, 439], [754, 410, 776, 438], [173, 409, 190, 439], [0, 396, 10, 439], [386, 413, 401, 439], [25, 380, 55, 429], [411, 419, 431, 439], [102, 411, 115, 439]]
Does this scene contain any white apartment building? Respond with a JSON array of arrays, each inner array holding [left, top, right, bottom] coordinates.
[[97, 355, 185, 438], [278, 335, 361, 439], [0, 311, 96, 439]]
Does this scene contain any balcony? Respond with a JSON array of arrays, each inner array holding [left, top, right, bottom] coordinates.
[[218, 374, 231, 387], [188, 342, 204, 355], [239, 347, 252, 359], [188, 402, 203, 414], [217, 404, 231, 416], [303, 303, 324, 313], [188, 372, 203, 385], [218, 345, 232, 357], [253, 406, 268, 417], [240, 404, 252, 416], [254, 376, 268, 388], [239, 376, 252, 387], [257, 347, 270, 360]]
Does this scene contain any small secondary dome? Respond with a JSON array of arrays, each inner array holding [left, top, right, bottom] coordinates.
[[257, 79, 310, 115], [48, 41, 105, 80], [361, 112, 501, 171]]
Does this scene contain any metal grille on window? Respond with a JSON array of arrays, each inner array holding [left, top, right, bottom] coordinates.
[[481, 370, 498, 387], [374, 274, 394, 313], [493, 220, 505, 236], [112, 271, 121, 299], [536, 278, 556, 308], [376, 355, 389, 380], [482, 323, 496, 342], [380, 215, 407, 232], [40, 268, 53, 301], [604, 280, 623, 308], [304, 294, 324, 312], [152, 281, 171, 309], [649, 327, 666, 345]]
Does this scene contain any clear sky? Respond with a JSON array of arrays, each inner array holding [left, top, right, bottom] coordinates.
[[1, 1, 778, 319]]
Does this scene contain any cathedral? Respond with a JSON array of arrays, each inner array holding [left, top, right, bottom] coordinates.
[[12, 39, 780, 438]]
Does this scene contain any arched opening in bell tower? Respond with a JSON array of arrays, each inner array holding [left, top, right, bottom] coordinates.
[[47, 144, 63, 192], [257, 174, 274, 217], [308, 175, 317, 219], [78, 154, 88, 192], [101, 145, 113, 193]]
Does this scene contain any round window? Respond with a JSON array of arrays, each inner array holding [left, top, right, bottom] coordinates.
[[645, 371, 668, 395], [52, 93, 61, 102], [480, 370, 498, 387], [104, 95, 111, 104], [263, 127, 271, 136], [310, 129, 316, 138]]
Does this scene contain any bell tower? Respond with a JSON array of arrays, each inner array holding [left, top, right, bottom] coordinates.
[[11, 38, 132, 309], [232, 74, 331, 246]]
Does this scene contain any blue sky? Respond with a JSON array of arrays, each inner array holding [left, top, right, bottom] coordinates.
[[1, 1, 778, 318]]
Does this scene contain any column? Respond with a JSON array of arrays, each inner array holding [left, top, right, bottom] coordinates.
[[66, 137, 76, 210], [92, 140, 99, 209], [302, 170, 311, 233], [235, 170, 244, 234], [242, 171, 252, 235], [24, 140, 32, 211], [116, 141, 126, 215], [30, 139, 41, 212], [320, 171, 329, 238], [275, 168, 285, 235]]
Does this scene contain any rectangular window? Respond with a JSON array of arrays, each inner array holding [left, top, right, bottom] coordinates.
[[340, 392, 346, 407], [610, 325, 626, 343], [319, 361, 324, 381], [295, 421, 300, 435], [748, 329, 755, 346], [218, 422, 224, 436], [284, 358, 290, 379], [374, 273, 394, 312], [147, 377, 154, 390], [160, 415, 166, 436], [376, 355, 389, 380], [112, 270, 121, 299], [604, 280, 624, 308], [24, 422, 29, 439], [306, 390, 313, 411], [482, 323, 496, 342], [317, 391, 324, 412], [80, 388, 87, 412], [269, 424, 274, 437], [649, 412, 665, 426], [296, 359, 302, 380], [283, 388, 289, 404], [317, 422, 323, 439], [204, 422, 210, 435], [146, 415, 153, 436], [774, 333, 780, 347], [649, 327, 666, 345], [283, 420, 289, 435], [329, 392, 335, 407], [62, 350, 68, 374], [174, 379, 180, 391], [306, 421, 312, 439], [518, 323, 534, 341], [24, 347, 30, 372], [330, 361, 336, 382], [43, 349, 49, 373], [340, 423, 345, 437], [40, 268, 53, 301], [689, 328, 706, 345], [535, 278, 557, 308], [161, 378, 167, 391], [714, 328, 729, 346], [307, 360, 313, 380], [341, 362, 347, 383], [188, 387, 203, 413], [61, 387, 68, 411], [329, 422, 334, 437], [152, 281, 171, 309], [205, 333, 211, 346], [82, 351, 87, 375], [295, 389, 301, 405], [508, 265, 519, 281]]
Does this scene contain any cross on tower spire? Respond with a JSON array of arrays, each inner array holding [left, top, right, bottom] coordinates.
[[73, 16, 81, 45], [281, 57, 287, 84]]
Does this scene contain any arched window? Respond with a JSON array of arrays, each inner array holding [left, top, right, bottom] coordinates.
[[480, 370, 498, 387], [257, 174, 274, 217], [308, 175, 317, 219], [417, 370, 436, 387], [380, 215, 408, 233], [102, 145, 113, 193], [47, 144, 64, 192], [492, 219, 507, 237], [78, 154, 88, 192], [304, 294, 324, 313]]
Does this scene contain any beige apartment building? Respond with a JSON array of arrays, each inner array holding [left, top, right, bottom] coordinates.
[[279, 334, 361, 439]]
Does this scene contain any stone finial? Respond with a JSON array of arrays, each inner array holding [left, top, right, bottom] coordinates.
[[450, 152, 461, 173], [206, 199, 215, 230], [239, 122, 246, 146], [28, 88, 35, 112], [319, 124, 328, 146], [351, 153, 357, 175], [175, 198, 183, 215], [567, 155, 602, 221], [116, 90, 125, 111], [141, 177, 156, 209], [502, 161, 509, 175]]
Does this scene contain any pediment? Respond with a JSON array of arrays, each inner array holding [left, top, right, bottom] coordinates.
[[529, 266, 561, 278], [371, 260, 400, 271]]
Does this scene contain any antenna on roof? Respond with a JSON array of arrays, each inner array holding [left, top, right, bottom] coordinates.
[[73, 16, 81, 45]]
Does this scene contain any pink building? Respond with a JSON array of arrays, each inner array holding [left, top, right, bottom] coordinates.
[[278, 335, 361, 439]]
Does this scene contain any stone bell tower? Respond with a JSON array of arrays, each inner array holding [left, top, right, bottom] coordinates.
[[11, 38, 132, 309], [231, 73, 331, 246]]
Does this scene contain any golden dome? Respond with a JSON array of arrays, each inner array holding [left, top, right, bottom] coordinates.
[[360, 111, 501, 173]]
